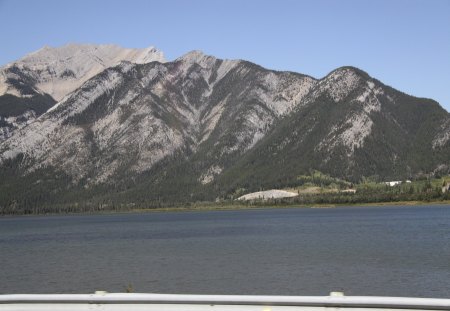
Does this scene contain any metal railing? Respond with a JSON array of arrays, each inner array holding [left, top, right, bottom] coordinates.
[[1, 292, 450, 310]]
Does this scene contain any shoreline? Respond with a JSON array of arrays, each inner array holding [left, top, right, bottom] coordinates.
[[129, 199, 450, 213], [2, 199, 450, 218]]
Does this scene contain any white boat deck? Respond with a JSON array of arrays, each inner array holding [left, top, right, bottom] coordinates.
[[1, 292, 450, 311]]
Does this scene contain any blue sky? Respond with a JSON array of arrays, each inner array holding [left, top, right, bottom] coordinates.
[[1, 0, 449, 111]]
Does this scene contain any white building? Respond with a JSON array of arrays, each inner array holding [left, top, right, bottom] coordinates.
[[385, 181, 402, 187]]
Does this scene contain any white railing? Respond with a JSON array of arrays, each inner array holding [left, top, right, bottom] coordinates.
[[1, 292, 450, 310]]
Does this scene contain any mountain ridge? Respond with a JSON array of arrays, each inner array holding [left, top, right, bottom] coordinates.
[[0, 44, 165, 142], [0, 45, 449, 211]]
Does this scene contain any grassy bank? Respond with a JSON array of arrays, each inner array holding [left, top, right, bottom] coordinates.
[[130, 199, 450, 213], [3, 197, 450, 217]]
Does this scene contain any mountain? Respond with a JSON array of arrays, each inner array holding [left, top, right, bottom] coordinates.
[[0, 44, 165, 141], [217, 67, 450, 192], [0, 46, 449, 212]]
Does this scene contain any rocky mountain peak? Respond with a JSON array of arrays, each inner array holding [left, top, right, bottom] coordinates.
[[176, 50, 209, 62], [0, 43, 165, 101]]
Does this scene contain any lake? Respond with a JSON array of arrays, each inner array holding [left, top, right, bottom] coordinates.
[[0, 205, 449, 297]]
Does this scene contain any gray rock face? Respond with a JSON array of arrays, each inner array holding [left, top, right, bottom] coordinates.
[[0, 44, 165, 142], [0, 47, 449, 209], [0, 51, 315, 184], [0, 43, 165, 101]]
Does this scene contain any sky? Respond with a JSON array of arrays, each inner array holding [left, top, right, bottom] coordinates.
[[0, 0, 449, 111]]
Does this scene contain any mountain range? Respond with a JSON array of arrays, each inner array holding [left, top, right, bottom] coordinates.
[[0, 44, 449, 212]]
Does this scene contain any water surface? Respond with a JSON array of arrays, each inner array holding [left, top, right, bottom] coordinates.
[[0, 205, 449, 297]]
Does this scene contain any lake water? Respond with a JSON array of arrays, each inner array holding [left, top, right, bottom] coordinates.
[[0, 205, 449, 298]]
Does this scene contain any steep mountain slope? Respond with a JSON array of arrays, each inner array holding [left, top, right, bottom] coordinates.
[[0, 93, 56, 141], [214, 67, 450, 196], [0, 48, 448, 211], [0, 44, 165, 141]]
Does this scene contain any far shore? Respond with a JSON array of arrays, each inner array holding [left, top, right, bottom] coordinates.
[[7, 200, 450, 217], [3, 199, 450, 217], [127, 199, 450, 213]]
